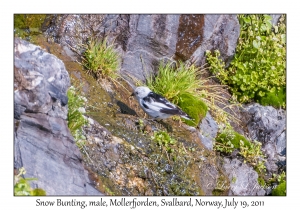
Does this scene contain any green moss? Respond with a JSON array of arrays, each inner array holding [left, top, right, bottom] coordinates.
[[232, 132, 251, 148], [14, 14, 46, 39], [258, 87, 286, 108], [103, 185, 115, 196], [231, 176, 237, 183], [212, 189, 224, 196], [271, 181, 286, 196], [177, 93, 208, 126], [14, 14, 46, 29], [14, 15, 27, 29]]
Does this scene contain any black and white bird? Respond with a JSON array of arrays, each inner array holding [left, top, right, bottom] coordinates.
[[131, 86, 191, 120]]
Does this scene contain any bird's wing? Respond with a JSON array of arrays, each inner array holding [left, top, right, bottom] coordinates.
[[143, 92, 189, 117], [142, 99, 173, 112], [144, 92, 176, 108]]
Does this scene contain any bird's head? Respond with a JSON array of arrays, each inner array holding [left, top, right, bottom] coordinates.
[[131, 86, 151, 99]]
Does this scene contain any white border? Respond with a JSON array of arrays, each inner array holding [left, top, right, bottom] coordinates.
[[2, 0, 298, 209]]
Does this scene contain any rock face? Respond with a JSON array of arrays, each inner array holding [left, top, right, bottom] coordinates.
[[18, 14, 285, 196], [198, 161, 227, 195], [82, 116, 217, 196], [100, 15, 239, 80], [99, 15, 181, 82], [14, 38, 102, 195], [198, 112, 218, 150], [45, 14, 240, 82], [44, 14, 105, 60], [186, 15, 240, 67], [14, 38, 69, 119], [223, 158, 265, 196], [99, 15, 240, 79], [243, 103, 286, 174]]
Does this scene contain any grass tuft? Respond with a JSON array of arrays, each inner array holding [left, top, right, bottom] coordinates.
[[82, 38, 119, 80], [146, 61, 208, 126], [147, 61, 201, 103]]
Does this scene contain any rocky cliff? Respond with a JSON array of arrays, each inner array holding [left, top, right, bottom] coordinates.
[[14, 14, 286, 196]]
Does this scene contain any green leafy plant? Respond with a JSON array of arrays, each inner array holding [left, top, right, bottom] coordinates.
[[146, 61, 208, 126], [258, 177, 265, 187], [276, 171, 286, 184], [232, 176, 237, 184], [269, 171, 286, 184], [268, 171, 286, 196], [82, 38, 119, 80], [14, 167, 46, 196], [151, 131, 176, 153], [214, 125, 251, 153], [214, 125, 266, 173], [137, 119, 145, 132], [67, 85, 88, 144], [214, 129, 235, 154], [206, 15, 286, 108], [239, 140, 266, 173]]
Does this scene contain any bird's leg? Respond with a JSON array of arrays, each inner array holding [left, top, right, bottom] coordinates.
[[157, 120, 173, 132], [128, 97, 132, 108], [178, 117, 186, 127], [179, 119, 182, 127]]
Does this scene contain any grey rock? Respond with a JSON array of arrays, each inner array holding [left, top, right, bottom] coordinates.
[[14, 104, 26, 120], [244, 103, 286, 144], [100, 14, 180, 82], [198, 112, 218, 150], [223, 158, 265, 196], [14, 38, 103, 195], [198, 163, 219, 195], [14, 38, 70, 120], [187, 15, 240, 67], [243, 103, 286, 173], [45, 14, 105, 60], [45, 14, 240, 83], [270, 14, 282, 26], [276, 131, 286, 155], [45, 14, 180, 82], [262, 143, 279, 173]]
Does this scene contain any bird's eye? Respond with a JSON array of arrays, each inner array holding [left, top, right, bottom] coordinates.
[[135, 92, 138, 95]]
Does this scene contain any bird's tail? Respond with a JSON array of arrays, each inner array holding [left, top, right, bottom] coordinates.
[[180, 113, 193, 120]]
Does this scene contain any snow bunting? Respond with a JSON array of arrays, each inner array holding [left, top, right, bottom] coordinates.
[[131, 86, 191, 120]]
